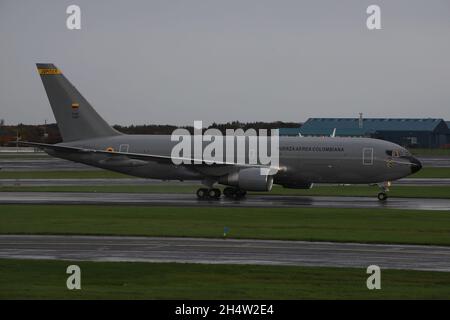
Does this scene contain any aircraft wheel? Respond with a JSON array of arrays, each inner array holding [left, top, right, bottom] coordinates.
[[223, 187, 235, 199], [233, 189, 247, 200], [208, 188, 221, 199], [223, 187, 247, 199], [196, 188, 209, 200], [377, 192, 388, 201]]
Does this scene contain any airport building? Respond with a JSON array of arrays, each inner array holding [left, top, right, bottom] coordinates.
[[280, 118, 450, 148]]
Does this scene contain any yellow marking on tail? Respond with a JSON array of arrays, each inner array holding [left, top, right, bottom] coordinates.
[[38, 68, 61, 75]]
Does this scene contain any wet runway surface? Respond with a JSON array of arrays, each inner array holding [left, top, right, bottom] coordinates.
[[393, 178, 450, 186], [419, 157, 450, 168], [0, 191, 449, 210], [0, 235, 448, 271]]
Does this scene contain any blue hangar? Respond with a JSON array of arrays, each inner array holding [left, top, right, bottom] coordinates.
[[280, 118, 450, 148]]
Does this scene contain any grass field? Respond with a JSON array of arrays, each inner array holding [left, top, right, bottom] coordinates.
[[0, 166, 449, 179], [1, 259, 449, 299], [410, 167, 450, 178], [1, 184, 450, 199], [1, 205, 449, 245]]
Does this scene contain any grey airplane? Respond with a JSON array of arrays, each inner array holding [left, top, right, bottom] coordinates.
[[22, 63, 422, 201]]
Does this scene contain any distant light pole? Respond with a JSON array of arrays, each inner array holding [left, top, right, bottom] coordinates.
[[16, 127, 20, 151], [43, 119, 48, 141]]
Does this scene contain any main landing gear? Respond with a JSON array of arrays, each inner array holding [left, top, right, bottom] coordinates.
[[195, 187, 247, 200], [377, 181, 391, 201], [223, 187, 247, 200], [196, 188, 221, 200]]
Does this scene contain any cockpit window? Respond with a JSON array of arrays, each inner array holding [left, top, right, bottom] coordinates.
[[386, 149, 411, 157]]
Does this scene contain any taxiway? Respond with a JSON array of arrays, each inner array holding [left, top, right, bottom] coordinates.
[[0, 235, 448, 272]]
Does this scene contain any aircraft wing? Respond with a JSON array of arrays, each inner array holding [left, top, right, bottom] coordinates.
[[20, 141, 179, 163], [19, 141, 274, 175]]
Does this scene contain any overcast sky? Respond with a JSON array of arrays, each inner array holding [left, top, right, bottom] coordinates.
[[1, 0, 449, 126]]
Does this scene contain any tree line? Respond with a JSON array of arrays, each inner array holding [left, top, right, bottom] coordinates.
[[0, 121, 300, 145]]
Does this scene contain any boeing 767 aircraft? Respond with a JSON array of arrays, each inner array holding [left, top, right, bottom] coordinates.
[[21, 63, 422, 201]]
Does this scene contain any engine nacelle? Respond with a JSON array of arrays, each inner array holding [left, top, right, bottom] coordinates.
[[218, 168, 274, 191]]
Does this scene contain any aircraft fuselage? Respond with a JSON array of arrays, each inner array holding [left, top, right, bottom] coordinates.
[[47, 135, 421, 187]]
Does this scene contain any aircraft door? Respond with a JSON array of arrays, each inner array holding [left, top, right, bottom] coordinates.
[[119, 144, 129, 153], [362, 148, 373, 165]]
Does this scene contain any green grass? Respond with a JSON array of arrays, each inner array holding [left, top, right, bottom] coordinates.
[[1, 205, 449, 246], [1, 184, 450, 199], [1, 259, 449, 299], [410, 167, 450, 178], [0, 166, 449, 179]]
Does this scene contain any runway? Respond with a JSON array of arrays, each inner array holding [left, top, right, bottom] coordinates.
[[419, 157, 450, 168], [0, 191, 450, 210], [0, 235, 449, 272], [393, 178, 450, 186], [1, 178, 450, 187]]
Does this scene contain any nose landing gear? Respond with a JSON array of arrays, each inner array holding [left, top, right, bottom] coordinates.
[[377, 181, 391, 201], [377, 192, 388, 201]]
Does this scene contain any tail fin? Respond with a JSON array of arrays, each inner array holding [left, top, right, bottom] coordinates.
[[36, 63, 121, 142]]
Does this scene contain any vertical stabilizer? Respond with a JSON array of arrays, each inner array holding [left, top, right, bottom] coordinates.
[[36, 63, 121, 142]]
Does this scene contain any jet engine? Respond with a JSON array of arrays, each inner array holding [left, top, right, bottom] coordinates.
[[218, 168, 274, 191]]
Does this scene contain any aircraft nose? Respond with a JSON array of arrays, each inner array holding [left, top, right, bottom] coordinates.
[[410, 156, 422, 174]]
